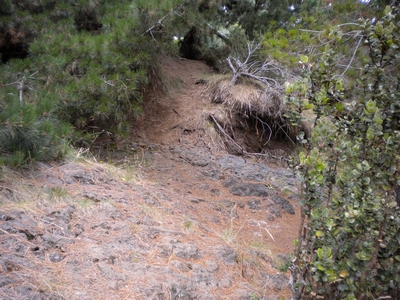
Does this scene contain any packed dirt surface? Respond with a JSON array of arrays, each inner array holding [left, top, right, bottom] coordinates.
[[0, 58, 300, 299]]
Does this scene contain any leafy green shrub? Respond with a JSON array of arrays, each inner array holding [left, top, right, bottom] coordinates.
[[286, 7, 400, 299]]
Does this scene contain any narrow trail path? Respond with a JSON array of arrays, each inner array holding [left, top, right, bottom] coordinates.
[[0, 57, 300, 300]]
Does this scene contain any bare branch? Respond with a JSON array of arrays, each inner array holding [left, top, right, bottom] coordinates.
[[142, 11, 172, 37], [19, 78, 24, 105], [227, 42, 284, 88], [238, 72, 279, 87], [341, 36, 363, 77], [256, 117, 272, 146], [226, 57, 235, 72]]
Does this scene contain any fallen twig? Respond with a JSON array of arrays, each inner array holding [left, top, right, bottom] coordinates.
[[173, 108, 180, 117]]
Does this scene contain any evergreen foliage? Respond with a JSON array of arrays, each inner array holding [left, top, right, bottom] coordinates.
[[0, 63, 71, 166], [73, 3, 102, 32], [0, 20, 33, 63], [285, 6, 400, 299], [0, 0, 157, 164]]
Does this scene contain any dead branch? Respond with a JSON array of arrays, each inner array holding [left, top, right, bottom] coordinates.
[[141, 3, 232, 46], [172, 108, 180, 117], [142, 11, 172, 37], [256, 117, 272, 146], [300, 27, 364, 77], [227, 42, 284, 87], [276, 123, 296, 145], [341, 35, 362, 76], [4, 71, 39, 105]]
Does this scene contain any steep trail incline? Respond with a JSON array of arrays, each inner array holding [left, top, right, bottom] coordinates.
[[132, 58, 213, 146], [0, 58, 300, 300]]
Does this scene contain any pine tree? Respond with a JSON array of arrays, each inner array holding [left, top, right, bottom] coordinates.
[[0, 0, 152, 164]]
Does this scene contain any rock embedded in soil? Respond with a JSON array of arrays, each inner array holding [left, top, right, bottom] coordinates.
[[212, 245, 238, 265], [173, 242, 201, 259], [97, 261, 128, 281], [201, 163, 222, 180], [170, 146, 211, 167], [271, 195, 295, 215], [0, 275, 16, 288], [48, 251, 64, 262], [210, 188, 221, 195], [0, 211, 37, 236], [248, 198, 262, 210], [205, 260, 219, 272], [269, 206, 282, 218], [217, 155, 272, 181], [14, 285, 34, 299], [228, 182, 272, 197], [262, 273, 289, 291]]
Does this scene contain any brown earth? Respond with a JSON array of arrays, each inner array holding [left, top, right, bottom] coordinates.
[[0, 58, 300, 299], [131, 56, 300, 254]]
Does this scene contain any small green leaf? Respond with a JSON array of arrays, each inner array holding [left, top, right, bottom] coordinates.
[[374, 114, 383, 125], [316, 230, 325, 237], [384, 5, 391, 15], [365, 100, 377, 113], [363, 177, 370, 184], [285, 82, 294, 94], [366, 127, 375, 140], [315, 162, 324, 171], [317, 264, 326, 271], [335, 102, 344, 112], [299, 55, 309, 63], [335, 79, 343, 91], [304, 102, 313, 110], [317, 248, 324, 259]]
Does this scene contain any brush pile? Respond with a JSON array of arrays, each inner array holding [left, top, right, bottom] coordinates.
[[202, 41, 313, 156]]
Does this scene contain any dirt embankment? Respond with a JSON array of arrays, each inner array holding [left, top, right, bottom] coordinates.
[[0, 58, 300, 300]]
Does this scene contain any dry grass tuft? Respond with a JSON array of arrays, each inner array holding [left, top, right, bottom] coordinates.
[[208, 76, 284, 118], [206, 76, 311, 152], [0, 167, 47, 211]]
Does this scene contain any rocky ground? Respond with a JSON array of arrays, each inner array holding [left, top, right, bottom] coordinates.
[[0, 58, 300, 299]]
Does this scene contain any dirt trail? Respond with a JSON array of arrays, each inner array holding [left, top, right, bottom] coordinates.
[[132, 58, 212, 145], [0, 57, 300, 300], [132, 56, 300, 255]]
